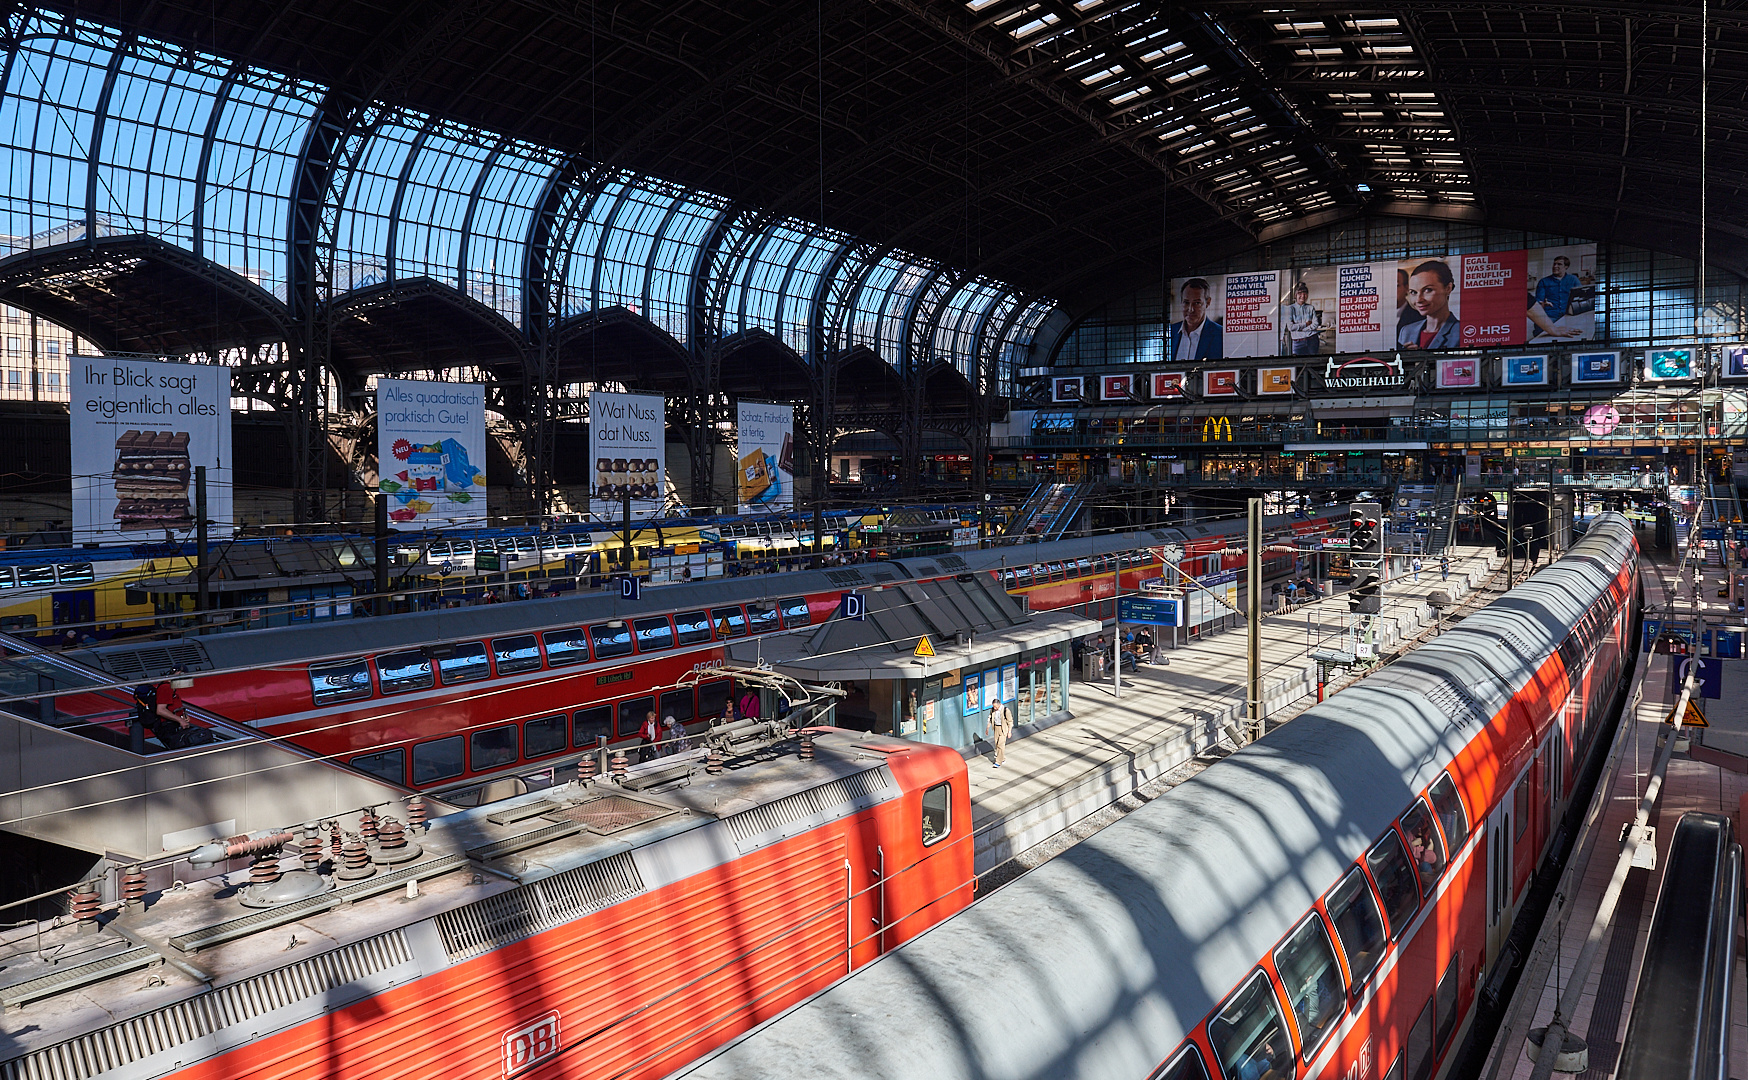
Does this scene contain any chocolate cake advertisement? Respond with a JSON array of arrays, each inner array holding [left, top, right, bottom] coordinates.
[[736, 401, 794, 515], [71, 358, 232, 542], [375, 378, 487, 530]]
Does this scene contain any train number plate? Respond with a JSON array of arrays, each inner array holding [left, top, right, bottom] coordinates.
[[503, 1010, 561, 1077]]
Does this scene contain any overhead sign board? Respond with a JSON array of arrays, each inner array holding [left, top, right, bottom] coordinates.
[[1117, 595, 1181, 626]]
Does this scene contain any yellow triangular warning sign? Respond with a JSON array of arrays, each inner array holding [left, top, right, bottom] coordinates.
[[1664, 699, 1708, 728], [914, 635, 936, 658]]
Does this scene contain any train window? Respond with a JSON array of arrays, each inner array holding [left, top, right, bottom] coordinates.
[[1207, 970, 1294, 1080], [1399, 800, 1447, 894], [1274, 914, 1344, 1059], [524, 715, 567, 758], [438, 642, 491, 685], [0, 568, 17, 590], [713, 606, 747, 638], [780, 596, 811, 629], [618, 696, 655, 739], [746, 602, 779, 633], [1514, 781, 1529, 840], [56, 563, 94, 584], [1146, 1046, 1210, 1080], [634, 617, 674, 653], [590, 623, 633, 659], [412, 736, 464, 784], [1435, 954, 1459, 1052], [573, 706, 611, 747], [660, 688, 695, 726], [1324, 866, 1387, 987], [310, 658, 373, 704], [376, 650, 434, 694], [697, 679, 733, 722], [1382, 1051, 1405, 1080], [675, 610, 713, 645], [493, 635, 542, 674], [544, 627, 592, 665], [1074, 557, 1092, 574], [1427, 774, 1469, 853], [1365, 830, 1421, 938], [17, 565, 54, 588], [921, 782, 951, 845], [470, 725, 518, 772], [1404, 993, 1435, 1080], [349, 748, 404, 785]]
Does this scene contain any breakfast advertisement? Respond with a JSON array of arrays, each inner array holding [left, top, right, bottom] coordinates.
[[736, 401, 794, 514], [70, 357, 232, 542], [376, 378, 487, 530]]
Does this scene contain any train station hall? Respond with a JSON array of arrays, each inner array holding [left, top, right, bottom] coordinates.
[[0, 3, 1742, 1080]]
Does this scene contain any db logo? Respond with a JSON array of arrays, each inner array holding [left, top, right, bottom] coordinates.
[[502, 1011, 561, 1077]]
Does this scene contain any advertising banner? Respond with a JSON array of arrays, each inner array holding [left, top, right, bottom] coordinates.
[[1257, 367, 1296, 395], [1220, 271, 1280, 357], [1280, 267, 1334, 356], [1204, 369, 1240, 396], [589, 391, 666, 519], [1724, 346, 1748, 381], [1100, 374, 1134, 401], [71, 357, 232, 542], [1453, 250, 1524, 348], [736, 400, 795, 514], [1434, 358, 1481, 390], [375, 378, 486, 530], [1572, 352, 1621, 385], [1150, 371, 1187, 399], [1503, 355, 1550, 387], [1645, 348, 1696, 381], [1051, 376, 1084, 402], [1169, 275, 1225, 361], [1527, 246, 1598, 344], [1334, 261, 1398, 354]]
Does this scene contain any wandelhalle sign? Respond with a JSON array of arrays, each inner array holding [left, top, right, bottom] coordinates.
[[1314, 356, 1405, 391]]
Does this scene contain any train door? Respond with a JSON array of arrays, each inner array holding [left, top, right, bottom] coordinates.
[[1485, 794, 1515, 964], [51, 589, 94, 632]]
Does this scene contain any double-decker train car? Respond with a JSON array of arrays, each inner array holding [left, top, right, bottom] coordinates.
[[0, 728, 976, 1080], [675, 514, 1641, 1080], [66, 513, 1334, 793]]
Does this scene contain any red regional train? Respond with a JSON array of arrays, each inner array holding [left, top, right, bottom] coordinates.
[[68, 513, 1333, 792], [674, 513, 1642, 1080], [0, 728, 977, 1080]]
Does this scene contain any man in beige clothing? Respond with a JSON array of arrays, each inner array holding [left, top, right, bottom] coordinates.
[[989, 700, 1014, 768]]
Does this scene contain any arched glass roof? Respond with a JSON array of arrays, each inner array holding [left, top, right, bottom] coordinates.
[[0, 6, 1055, 383]]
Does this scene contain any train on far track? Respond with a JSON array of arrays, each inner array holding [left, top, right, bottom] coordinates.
[[673, 513, 1641, 1080], [64, 511, 1336, 793]]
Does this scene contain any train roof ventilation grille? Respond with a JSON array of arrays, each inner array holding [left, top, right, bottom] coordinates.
[[913, 564, 939, 576], [98, 640, 212, 680], [867, 571, 896, 583], [435, 851, 643, 963], [725, 767, 895, 850], [936, 555, 967, 571], [547, 794, 676, 835], [0, 932, 410, 1080], [1418, 676, 1486, 731], [825, 570, 864, 586]]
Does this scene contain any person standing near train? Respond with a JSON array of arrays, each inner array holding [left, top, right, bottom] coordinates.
[[988, 699, 1013, 769], [638, 709, 660, 762]]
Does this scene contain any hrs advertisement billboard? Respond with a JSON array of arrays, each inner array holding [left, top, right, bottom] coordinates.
[[1170, 244, 1596, 360], [71, 357, 232, 543]]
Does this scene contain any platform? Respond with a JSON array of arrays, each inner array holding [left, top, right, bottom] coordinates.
[[1482, 550, 1748, 1080], [967, 545, 1505, 873]]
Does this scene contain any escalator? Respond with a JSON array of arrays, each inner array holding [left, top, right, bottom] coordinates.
[[0, 633, 416, 861], [1002, 481, 1092, 541]]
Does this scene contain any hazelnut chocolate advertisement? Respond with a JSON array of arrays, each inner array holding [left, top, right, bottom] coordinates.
[[71, 357, 232, 542], [736, 400, 794, 515], [375, 378, 487, 529], [588, 391, 665, 520]]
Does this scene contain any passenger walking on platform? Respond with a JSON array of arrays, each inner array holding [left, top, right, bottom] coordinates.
[[663, 714, 690, 755], [1439, 554, 1450, 581], [989, 700, 1013, 768], [1412, 557, 1422, 583], [738, 688, 761, 722], [638, 709, 660, 762]]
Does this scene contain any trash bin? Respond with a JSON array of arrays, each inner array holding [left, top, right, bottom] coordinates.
[[1081, 652, 1106, 681]]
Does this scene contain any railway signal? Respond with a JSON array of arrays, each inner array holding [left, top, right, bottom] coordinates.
[[1347, 502, 1383, 570], [1348, 571, 1382, 614]]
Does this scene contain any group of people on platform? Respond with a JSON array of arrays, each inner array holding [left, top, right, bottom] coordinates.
[[634, 687, 765, 762]]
